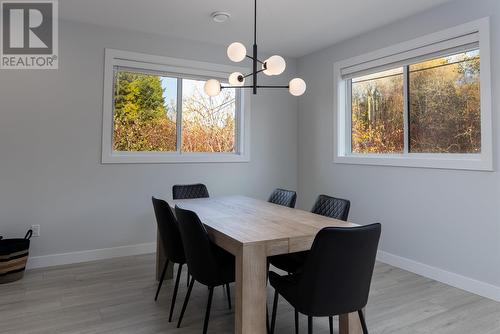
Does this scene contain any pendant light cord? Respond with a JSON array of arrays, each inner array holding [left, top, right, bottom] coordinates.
[[252, 0, 258, 94], [254, 0, 257, 45]]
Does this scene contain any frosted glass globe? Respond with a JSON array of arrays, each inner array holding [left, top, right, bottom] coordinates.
[[263, 55, 286, 75], [289, 78, 306, 96], [229, 72, 245, 86], [204, 79, 221, 96], [227, 42, 247, 62]]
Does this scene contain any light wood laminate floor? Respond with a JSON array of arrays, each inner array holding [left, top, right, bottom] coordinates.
[[1, 254, 499, 334]]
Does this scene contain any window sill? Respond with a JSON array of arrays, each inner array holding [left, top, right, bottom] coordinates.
[[334, 153, 493, 171], [102, 152, 250, 164]]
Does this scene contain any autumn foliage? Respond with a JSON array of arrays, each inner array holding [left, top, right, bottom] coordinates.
[[351, 51, 480, 154], [113, 72, 235, 153]]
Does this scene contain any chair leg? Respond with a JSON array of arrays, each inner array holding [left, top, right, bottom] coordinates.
[[266, 306, 270, 334], [189, 274, 195, 286], [168, 263, 183, 322], [225, 283, 232, 310], [307, 316, 313, 334], [294, 309, 299, 334], [154, 259, 169, 301], [358, 310, 369, 334], [265, 261, 270, 334], [177, 277, 195, 328], [329, 316, 333, 334], [270, 290, 279, 334], [202, 287, 215, 334]]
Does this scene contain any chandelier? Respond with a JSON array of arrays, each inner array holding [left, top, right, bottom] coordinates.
[[204, 0, 306, 97]]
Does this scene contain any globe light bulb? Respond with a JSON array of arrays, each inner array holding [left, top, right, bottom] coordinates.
[[289, 78, 306, 96], [263, 55, 286, 76], [229, 72, 245, 86], [204, 79, 221, 96], [227, 42, 247, 62]]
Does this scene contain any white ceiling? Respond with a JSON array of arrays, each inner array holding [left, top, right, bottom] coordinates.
[[61, 0, 454, 58]]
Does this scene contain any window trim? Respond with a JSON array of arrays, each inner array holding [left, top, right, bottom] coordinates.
[[102, 48, 251, 164], [333, 17, 493, 171]]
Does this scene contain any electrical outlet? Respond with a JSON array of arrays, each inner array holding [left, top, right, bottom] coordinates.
[[31, 225, 40, 237]]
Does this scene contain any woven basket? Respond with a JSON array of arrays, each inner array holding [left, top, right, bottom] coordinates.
[[0, 230, 32, 284]]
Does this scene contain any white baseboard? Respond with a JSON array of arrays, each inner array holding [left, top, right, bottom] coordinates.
[[377, 250, 500, 302], [27, 242, 156, 269], [25, 244, 500, 302]]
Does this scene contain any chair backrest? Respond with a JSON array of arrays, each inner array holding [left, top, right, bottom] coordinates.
[[174, 206, 224, 286], [152, 197, 185, 264], [311, 194, 350, 221], [296, 224, 381, 316], [172, 183, 210, 200], [268, 188, 297, 208]]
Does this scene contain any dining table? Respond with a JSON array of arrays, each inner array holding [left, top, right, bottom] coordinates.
[[157, 195, 364, 334]]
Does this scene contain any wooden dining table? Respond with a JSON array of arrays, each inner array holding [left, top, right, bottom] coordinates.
[[157, 195, 364, 334]]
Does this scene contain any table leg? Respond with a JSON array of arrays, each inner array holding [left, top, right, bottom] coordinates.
[[339, 310, 364, 334], [156, 232, 173, 281], [235, 244, 267, 334]]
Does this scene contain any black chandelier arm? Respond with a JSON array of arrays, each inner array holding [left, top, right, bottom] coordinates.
[[242, 68, 265, 79], [246, 55, 266, 65], [256, 85, 290, 88], [220, 84, 290, 90]]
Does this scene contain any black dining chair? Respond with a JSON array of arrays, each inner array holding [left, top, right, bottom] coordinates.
[[311, 194, 350, 221], [172, 183, 210, 200], [175, 206, 235, 334], [269, 194, 351, 274], [152, 197, 188, 323], [269, 224, 381, 334], [268, 188, 297, 208]]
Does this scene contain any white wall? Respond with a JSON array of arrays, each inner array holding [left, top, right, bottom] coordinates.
[[297, 0, 500, 296], [0, 20, 299, 260]]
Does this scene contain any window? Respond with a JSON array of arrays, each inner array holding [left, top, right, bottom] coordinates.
[[350, 50, 480, 154], [102, 49, 250, 163], [113, 71, 178, 153], [180, 78, 237, 153], [351, 68, 404, 154], [113, 71, 237, 153], [408, 51, 480, 154], [335, 18, 492, 170]]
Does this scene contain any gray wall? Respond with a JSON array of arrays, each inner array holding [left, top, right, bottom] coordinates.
[[0, 20, 299, 257], [297, 0, 500, 287], [1, 0, 498, 296]]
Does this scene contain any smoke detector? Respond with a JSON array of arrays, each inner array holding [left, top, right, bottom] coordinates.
[[211, 11, 231, 23]]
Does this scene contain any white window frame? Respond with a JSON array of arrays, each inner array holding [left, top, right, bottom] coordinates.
[[102, 48, 251, 164], [333, 17, 493, 171]]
